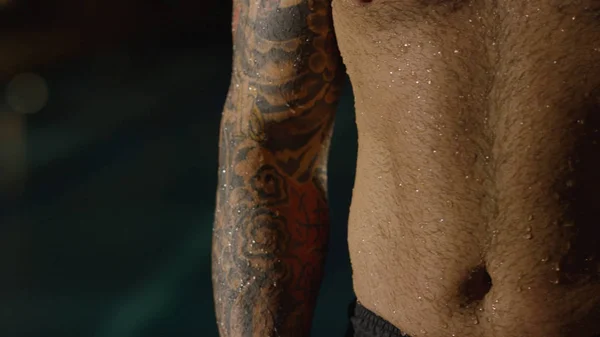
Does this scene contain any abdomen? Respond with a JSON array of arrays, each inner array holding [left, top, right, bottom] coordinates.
[[334, 0, 600, 336]]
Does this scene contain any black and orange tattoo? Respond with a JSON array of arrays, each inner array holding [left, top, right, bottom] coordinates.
[[212, 0, 343, 336]]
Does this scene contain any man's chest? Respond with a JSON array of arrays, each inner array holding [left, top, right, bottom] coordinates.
[[331, 0, 600, 75], [331, 0, 600, 123]]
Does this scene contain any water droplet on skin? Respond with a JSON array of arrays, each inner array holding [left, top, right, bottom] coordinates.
[[420, 329, 428, 335], [577, 119, 585, 125], [528, 214, 534, 221], [473, 317, 479, 325], [541, 256, 549, 262], [523, 233, 532, 239]]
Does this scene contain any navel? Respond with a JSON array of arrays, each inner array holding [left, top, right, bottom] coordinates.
[[460, 263, 493, 306], [420, 0, 471, 12]]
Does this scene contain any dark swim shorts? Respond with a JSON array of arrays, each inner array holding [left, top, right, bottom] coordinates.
[[346, 300, 410, 337], [345, 300, 600, 337]]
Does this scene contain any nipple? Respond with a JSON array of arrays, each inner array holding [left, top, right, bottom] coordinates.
[[460, 264, 492, 305]]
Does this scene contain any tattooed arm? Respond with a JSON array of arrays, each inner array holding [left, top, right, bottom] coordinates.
[[211, 0, 343, 336]]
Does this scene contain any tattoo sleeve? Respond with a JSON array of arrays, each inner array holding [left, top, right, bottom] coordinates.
[[212, 0, 343, 336]]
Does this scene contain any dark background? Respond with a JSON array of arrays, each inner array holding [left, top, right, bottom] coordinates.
[[0, 1, 357, 336]]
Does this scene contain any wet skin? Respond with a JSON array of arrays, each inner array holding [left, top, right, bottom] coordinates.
[[212, 0, 600, 336]]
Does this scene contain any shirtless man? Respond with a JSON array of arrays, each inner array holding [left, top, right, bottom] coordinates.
[[211, 0, 600, 336]]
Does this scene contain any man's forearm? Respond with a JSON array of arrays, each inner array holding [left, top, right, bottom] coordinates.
[[212, 0, 343, 336], [213, 162, 331, 337]]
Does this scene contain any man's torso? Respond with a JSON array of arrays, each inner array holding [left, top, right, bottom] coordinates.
[[332, 0, 600, 336]]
